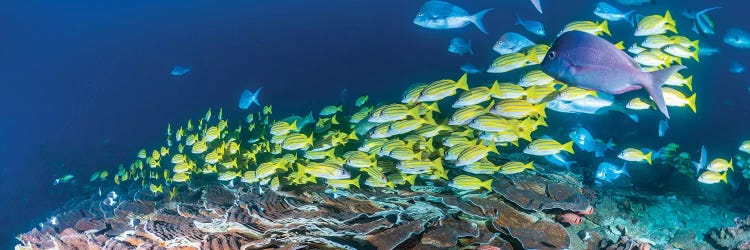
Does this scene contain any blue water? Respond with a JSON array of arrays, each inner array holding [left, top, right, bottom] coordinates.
[[1, 0, 749, 247]]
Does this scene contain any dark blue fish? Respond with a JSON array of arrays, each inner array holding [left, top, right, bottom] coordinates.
[[544, 153, 576, 171], [541, 31, 685, 119], [692, 145, 707, 175], [515, 14, 545, 36], [595, 138, 615, 158], [729, 61, 745, 74], [595, 161, 629, 183], [413, 1, 492, 34], [691, 7, 721, 36], [448, 37, 473, 55], [460, 63, 482, 74], [170, 66, 191, 76], [239, 87, 262, 109], [658, 119, 669, 137]]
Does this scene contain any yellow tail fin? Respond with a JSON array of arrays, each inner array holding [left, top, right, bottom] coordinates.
[[720, 170, 728, 184], [600, 20, 611, 36], [481, 179, 493, 191], [664, 10, 675, 26], [456, 73, 469, 91], [685, 75, 693, 92], [562, 141, 575, 154], [644, 151, 653, 165], [525, 161, 536, 170], [289, 120, 298, 132], [687, 93, 697, 113], [351, 175, 361, 189]]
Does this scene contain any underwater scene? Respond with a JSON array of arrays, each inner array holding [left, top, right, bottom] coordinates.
[[4, 0, 750, 249]]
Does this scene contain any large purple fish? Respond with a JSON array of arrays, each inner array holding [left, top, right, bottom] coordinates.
[[540, 31, 685, 118]]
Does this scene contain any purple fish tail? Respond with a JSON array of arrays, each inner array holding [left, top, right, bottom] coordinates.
[[644, 65, 687, 119]]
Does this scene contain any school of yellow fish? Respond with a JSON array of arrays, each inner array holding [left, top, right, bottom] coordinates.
[[83, 10, 738, 197]]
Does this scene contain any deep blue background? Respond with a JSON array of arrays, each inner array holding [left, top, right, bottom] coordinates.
[[1, 0, 748, 246]]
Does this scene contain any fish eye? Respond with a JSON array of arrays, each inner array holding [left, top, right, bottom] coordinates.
[[418, 12, 423, 16], [547, 51, 557, 59], [497, 41, 504, 45]]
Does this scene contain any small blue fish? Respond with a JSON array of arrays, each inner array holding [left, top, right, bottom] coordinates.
[[170, 66, 191, 76], [729, 61, 745, 74], [698, 43, 719, 56], [595, 161, 629, 183], [515, 14, 545, 36], [460, 63, 482, 74], [658, 119, 669, 137], [691, 7, 721, 36], [239, 87, 262, 109], [282, 112, 316, 130], [594, 2, 635, 26], [544, 153, 576, 171], [569, 125, 596, 152], [448, 37, 473, 55], [541, 31, 685, 118], [493, 32, 535, 54], [413, 1, 493, 34], [595, 138, 615, 158], [692, 145, 707, 175], [724, 28, 750, 49]]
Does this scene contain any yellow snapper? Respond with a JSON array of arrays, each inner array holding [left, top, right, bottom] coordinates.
[[524, 138, 575, 156], [191, 140, 208, 154], [149, 184, 163, 194], [626, 98, 654, 110], [416, 74, 469, 102], [661, 87, 696, 113], [707, 158, 733, 172], [449, 101, 493, 126], [218, 171, 241, 181], [350, 106, 373, 123], [452, 82, 501, 108], [449, 175, 492, 191], [561, 20, 610, 36], [270, 120, 298, 136], [669, 35, 699, 49], [368, 104, 420, 123], [281, 133, 314, 150], [525, 84, 559, 104], [456, 143, 499, 166], [618, 148, 653, 165], [740, 140, 750, 154], [698, 170, 727, 184], [635, 10, 677, 36], [663, 44, 699, 62], [490, 99, 546, 119], [500, 161, 535, 174], [664, 73, 693, 91], [297, 162, 350, 180], [463, 159, 501, 175], [641, 34, 672, 49], [557, 86, 598, 101], [401, 83, 429, 104], [487, 51, 539, 73], [493, 82, 527, 99], [326, 175, 361, 190], [204, 126, 220, 142]]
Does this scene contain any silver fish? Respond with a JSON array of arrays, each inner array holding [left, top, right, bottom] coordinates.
[[413, 1, 492, 34], [596, 161, 629, 183], [724, 28, 750, 49], [493, 32, 535, 54], [594, 2, 635, 26]]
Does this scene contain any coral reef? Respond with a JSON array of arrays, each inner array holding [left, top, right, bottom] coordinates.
[[709, 215, 750, 249], [16, 170, 599, 250]]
